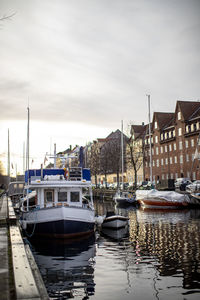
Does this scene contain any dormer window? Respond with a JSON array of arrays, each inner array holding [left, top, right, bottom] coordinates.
[[178, 111, 181, 120], [155, 121, 157, 129]]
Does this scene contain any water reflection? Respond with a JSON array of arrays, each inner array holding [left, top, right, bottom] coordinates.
[[129, 208, 200, 294], [31, 234, 96, 299], [30, 199, 200, 299]]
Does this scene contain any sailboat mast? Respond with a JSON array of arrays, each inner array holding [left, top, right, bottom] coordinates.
[[121, 120, 124, 190], [147, 95, 153, 183], [54, 143, 57, 168], [7, 129, 10, 184], [26, 106, 30, 183]]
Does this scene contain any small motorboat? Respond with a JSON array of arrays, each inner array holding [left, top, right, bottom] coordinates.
[[114, 190, 136, 206], [101, 211, 129, 229], [189, 193, 200, 206], [136, 189, 190, 209], [101, 226, 129, 240]]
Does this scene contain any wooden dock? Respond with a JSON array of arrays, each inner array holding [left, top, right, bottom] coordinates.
[[0, 193, 49, 300]]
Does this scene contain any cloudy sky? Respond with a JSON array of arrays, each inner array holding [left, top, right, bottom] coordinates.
[[0, 0, 200, 174]]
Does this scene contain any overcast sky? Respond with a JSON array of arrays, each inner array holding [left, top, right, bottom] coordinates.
[[0, 0, 200, 173]]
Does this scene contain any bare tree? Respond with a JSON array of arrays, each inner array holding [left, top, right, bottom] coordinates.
[[89, 141, 100, 187], [127, 134, 144, 188], [100, 142, 111, 188]]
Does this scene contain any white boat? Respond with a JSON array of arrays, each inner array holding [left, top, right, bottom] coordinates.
[[135, 189, 190, 209], [101, 226, 129, 240], [114, 190, 136, 206], [189, 193, 200, 206], [20, 167, 95, 238], [101, 212, 129, 229]]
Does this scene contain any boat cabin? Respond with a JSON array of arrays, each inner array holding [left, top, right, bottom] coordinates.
[[22, 168, 93, 211]]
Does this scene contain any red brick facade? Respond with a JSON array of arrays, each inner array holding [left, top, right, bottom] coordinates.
[[143, 101, 200, 182]]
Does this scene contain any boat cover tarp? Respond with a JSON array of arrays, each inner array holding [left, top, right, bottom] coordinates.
[[136, 189, 190, 203]]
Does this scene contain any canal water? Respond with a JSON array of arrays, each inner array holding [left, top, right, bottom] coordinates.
[[30, 199, 200, 300]]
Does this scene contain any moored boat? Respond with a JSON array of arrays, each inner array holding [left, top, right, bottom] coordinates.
[[20, 167, 95, 238], [114, 190, 136, 206], [101, 211, 129, 229], [136, 189, 190, 209]]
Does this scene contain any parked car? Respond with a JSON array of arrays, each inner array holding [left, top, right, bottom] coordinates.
[[186, 180, 200, 193], [174, 178, 191, 191]]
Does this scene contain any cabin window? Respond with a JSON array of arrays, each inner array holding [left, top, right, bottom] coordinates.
[[45, 190, 54, 202], [178, 111, 181, 120], [70, 191, 80, 202], [58, 192, 68, 202]]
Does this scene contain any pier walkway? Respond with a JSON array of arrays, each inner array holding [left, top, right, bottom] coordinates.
[[0, 193, 49, 300]]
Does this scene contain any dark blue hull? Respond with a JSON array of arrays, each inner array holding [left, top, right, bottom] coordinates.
[[26, 219, 95, 238]]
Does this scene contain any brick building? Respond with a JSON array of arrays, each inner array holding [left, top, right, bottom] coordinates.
[[143, 100, 200, 183]]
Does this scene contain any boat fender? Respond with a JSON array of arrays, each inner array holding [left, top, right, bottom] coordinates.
[[22, 221, 27, 230]]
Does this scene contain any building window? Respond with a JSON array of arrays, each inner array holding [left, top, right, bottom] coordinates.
[[179, 141, 182, 150], [178, 111, 181, 120], [191, 124, 194, 131], [155, 121, 157, 129], [174, 156, 177, 163], [156, 159, 159, 167], [160, 146, 163, 153], [171, 173, 174, 179], [180, 155, 183, 164], [161, 133, 164, 140], [186, 154, 189, 162], [162, 174, 165, 180], [191, 139, 194, 147], [155, 136, 158, 143], [166, 174, 168, 180], [165, 158, 168, 165], [193, 172, 196, 180], [186, 125, 189, 133], [197, 122, 199, 130], [175, 173, 178, 179], [187, 171, 190, 178], [161, 158, 164, 165], [169, 144, 172, 151], [170, 157, 173, 164], [165, 145, 168, 152], [165, 132, 168, 139], [156, 147, 159, 155], [178, 128, 182, 136], [185, 140, 188, 148], [174, 143, 176, 151]]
